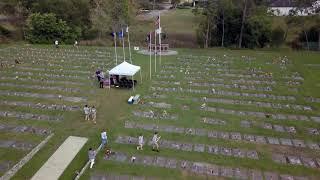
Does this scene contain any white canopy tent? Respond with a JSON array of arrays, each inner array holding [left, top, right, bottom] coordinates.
[[108, 61, 142, 90]]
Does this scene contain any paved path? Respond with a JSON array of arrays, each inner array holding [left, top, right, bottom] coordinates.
[[31, 136, 88, 180]]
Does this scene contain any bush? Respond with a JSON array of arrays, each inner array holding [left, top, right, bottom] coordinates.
[[0, 25, 11, 37], [271, 26, 285, 47], [177, 2, 193, 9], [25, 13, 76, 44]]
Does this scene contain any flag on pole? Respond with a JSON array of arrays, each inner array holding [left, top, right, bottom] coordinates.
[[155, 16, 160, 27], [149, 31, 152, 79], [156, 27, 162, 34], [120, 28, 125, 61], [118, 30, 124, 39]]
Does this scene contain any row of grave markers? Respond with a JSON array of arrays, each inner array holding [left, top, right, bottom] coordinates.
[[125, 121, 320, 151], [105, 152, 309, 180]]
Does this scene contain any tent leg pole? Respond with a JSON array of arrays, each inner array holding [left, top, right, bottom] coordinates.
[[132, 75, 135, 91], [140, 70, 142, 84]]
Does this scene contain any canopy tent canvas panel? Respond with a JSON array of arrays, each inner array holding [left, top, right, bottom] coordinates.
[[109, 61, 140, 76], [108, 61, 142, 90]]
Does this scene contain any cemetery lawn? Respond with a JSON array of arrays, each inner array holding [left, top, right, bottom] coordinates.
[[0, 44, 320, 180]]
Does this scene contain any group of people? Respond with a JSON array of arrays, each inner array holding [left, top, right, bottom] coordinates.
[[87, 131, 161, 170], [136, 132, 161, 152], [83, 105, 97, 124], [84, 106, 162, 170], [54, 40, 78, 48], [87, 130, 108, 169]]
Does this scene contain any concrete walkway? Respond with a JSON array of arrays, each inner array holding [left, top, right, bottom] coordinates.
[[31, 136, 88, 180]]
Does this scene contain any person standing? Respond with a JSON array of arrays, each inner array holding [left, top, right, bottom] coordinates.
[[88, 148, 96, 169], [84, 105, 90, 121], [74, 40, 78, 47], [137, 134, 144, 150], [55, 40, 59, 48], [91, 106, 97, 124], [152, 132, 161, 152], [99, 78, 104, 88], [101, 130, 107, 145]]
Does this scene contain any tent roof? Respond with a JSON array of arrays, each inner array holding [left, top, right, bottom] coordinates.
[[109, 61, 141, 76]]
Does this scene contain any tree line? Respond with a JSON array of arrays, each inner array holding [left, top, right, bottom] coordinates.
[[194, 0, 320, 50], [0, 0, 140, 44], [0, 0, 319, 50]]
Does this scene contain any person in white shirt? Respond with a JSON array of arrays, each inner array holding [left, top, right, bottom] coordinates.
[[84, 105, 90, 121], [74, 40, 78, 47], [137, 134, 144, 150], [101, 130, 107, 145], [88, 148, 96, 169], [152, 132, 161, 152], [100, 71, 105, 79], [55, 40, 59, 48], [91, 106, 97, 124]]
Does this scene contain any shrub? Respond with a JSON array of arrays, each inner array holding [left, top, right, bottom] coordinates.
[[25, 13, 76, 44], [271, 26, 285, 47]]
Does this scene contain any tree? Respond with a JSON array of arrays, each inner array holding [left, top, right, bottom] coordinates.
[[195, 0, 272, 49], [25, 13, 75, 44], [21, 0, 91, 39], [89, 0, 136, 40], [217, 0, 234, 47], [271, 26, 285, 47], [245, 12, 272, 48], [90, 0, 111, 39], [171, 0, 181, 8], [238, 0, 248, 48]]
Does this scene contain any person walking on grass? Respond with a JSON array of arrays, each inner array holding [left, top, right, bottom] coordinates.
[[101, 130, 107, 145], [88, 148, 96, 169], [137, 134, 144, 150], [55, 40, 59, 48], [91, 106, 97, 124], [74, 40, 78, 48], [152, 132, 161, 152], [84, 105, 90, 121]]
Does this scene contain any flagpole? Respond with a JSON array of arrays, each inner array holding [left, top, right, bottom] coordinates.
[[127, 27, 132, 64], [122, 29, 126, 62], [149, 32, 152, 80], [114, 33, 118, 65], [154, 30, 157, 72], [159, 12, 162, 66]]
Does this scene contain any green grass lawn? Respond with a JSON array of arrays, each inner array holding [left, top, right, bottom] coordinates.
[[130, 9, 199, 48], [0, 44, 320, 180]]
